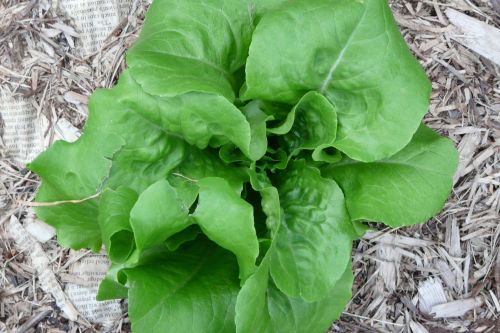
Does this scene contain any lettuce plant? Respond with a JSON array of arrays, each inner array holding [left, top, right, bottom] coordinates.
[[29, 0, 458, 332]]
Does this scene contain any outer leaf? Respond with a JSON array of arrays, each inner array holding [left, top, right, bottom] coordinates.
[[127, 0, 254, 100], [323, 123, 458, 227], [266, 261, 352, 333], [92, 70, 190, 195], [98, 187, 138, 263], [126, 240, 240, 333], [28, 137, 118, 251], [193, 177, 259, 280], [28, 69, 190, 251], [100, 72, 188, 194], [124, 0, 272, 161], [96, 246, 151, 302], [130, 179, 191, 252], [236, 256, 353, 333], [97, 276, 128, 301], [271, 161, 355, 301], [236, 258, 273, 333], [244, 0, 431, 161]]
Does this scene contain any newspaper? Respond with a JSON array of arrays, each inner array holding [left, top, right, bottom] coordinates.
[[59, 0, 132, 55], [0, 91, 45, 165], [65, 254, 122, 329]]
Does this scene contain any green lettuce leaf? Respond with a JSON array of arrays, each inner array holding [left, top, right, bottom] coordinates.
[[126, 0, 254, 99], [124, 0, 270, 161], [98, 187, 138, 263], [165, 225, 202, 251], [323, 124, 458, 227], [28, 71, 183, 251], [118, 72, 261, 160], [168, 147, 249, 209], [269, 91, 338, 163], [236, 256, 353, 333], [193, 177, 259, 280], [96, 263, 129, 300], [248, 169, 281, 235], [126, 240, 240, 333], [130, 179, 191, 252], [241, 101, 271, 161], [244, 0, 431, 162], [270, 161, 355, 301]]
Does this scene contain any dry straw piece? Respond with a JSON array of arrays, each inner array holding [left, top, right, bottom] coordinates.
[[0, 0, 499, 332]]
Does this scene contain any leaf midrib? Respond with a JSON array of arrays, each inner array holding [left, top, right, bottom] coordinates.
[[319, 5, 369, 94], [134, 252, 209, 326], [133, 49, 233, 83]]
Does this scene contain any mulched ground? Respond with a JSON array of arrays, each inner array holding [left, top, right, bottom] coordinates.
[[1, 1, 499, 332]]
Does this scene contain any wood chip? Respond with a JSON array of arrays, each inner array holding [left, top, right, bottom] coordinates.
[[15, 308, 52, 333], [23, 209, 55, 243], [63, 91, 88, 105], [431, 297, 483, 318], [376, 245, 401, 292], [434, 259, 458, 292], [446, 9, 500, 66], [6, 216, 79, 321], [364, 231, 435, 248], [410, 321, 430, 333]]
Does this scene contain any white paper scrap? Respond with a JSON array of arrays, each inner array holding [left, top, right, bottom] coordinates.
[[24, 208, 56, 243], [54, 117, 81, 143]]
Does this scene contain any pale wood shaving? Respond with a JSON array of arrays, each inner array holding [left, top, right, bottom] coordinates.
[[431, 297, 484, 318], [410, 321, 431, 333], [446, 8, 500, 66]]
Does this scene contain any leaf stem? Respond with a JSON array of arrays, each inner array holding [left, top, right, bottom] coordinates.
[[172, 173, 198, 183], [19, 192, 102, 207]]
